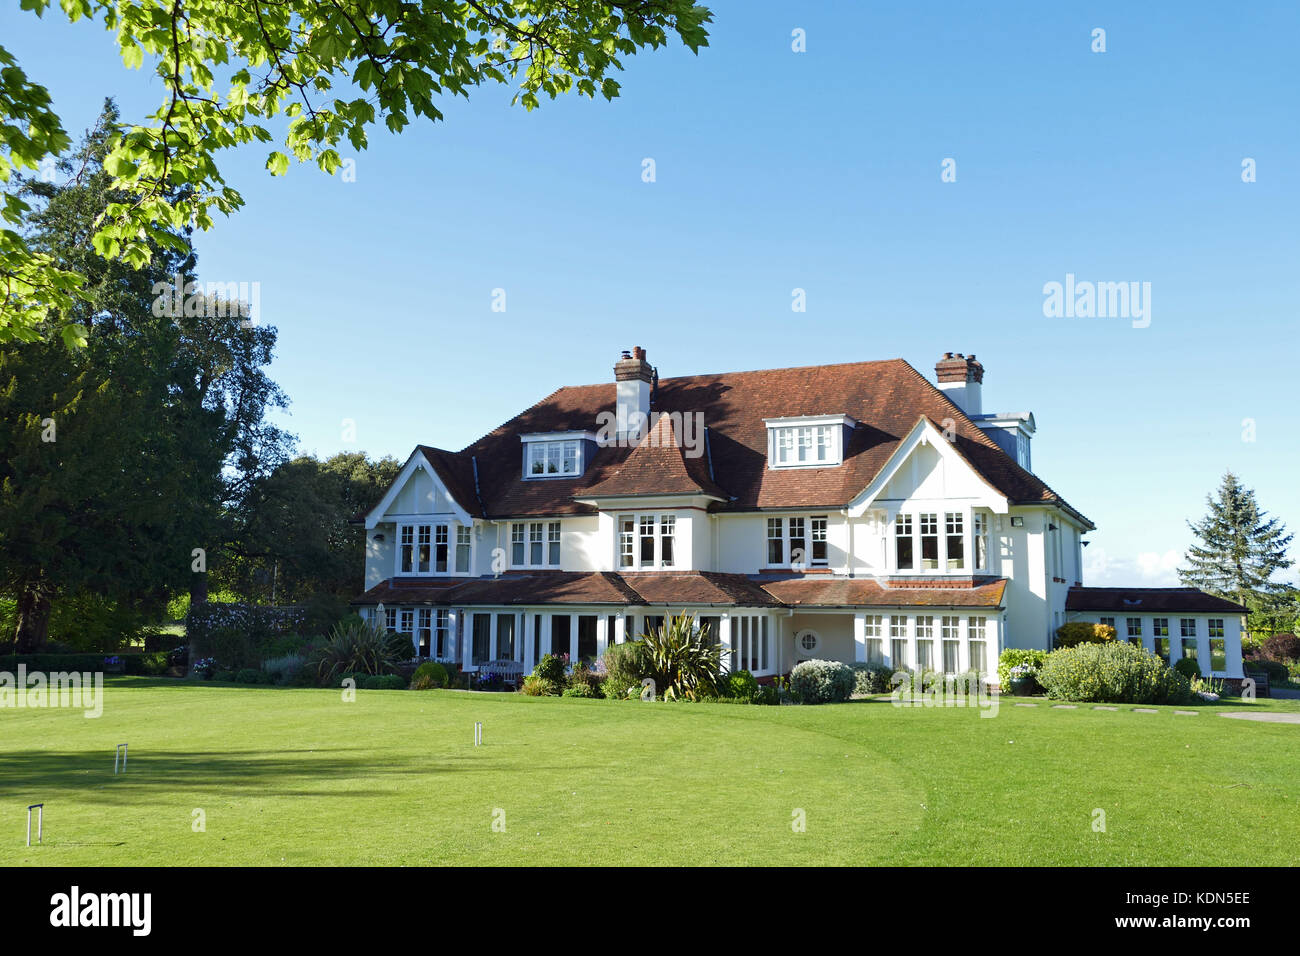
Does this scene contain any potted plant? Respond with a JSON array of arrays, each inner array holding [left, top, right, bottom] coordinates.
[[1007, 662, 1039, 696]]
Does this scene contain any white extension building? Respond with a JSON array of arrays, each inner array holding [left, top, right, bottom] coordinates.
[[353, 348, 1247, 682]]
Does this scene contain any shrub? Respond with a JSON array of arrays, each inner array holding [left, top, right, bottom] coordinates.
[[562, 684, 599, 698], [997, 648, 1049, 691], [1244, 656, 1289, 683], [1037, 641, 1192, 705], [1173, 657, 1201, 681], [640, 613, 727, 701], [360, 674, 406, 690], [532, 654, 568, 687], [186, 602, 307, 669], [234, 668, 268, 684], [725, 669, 760, 704], [521, 675, 559, 696], [789, 659, 855, 704], [1054, 622, 1117, 649], [263, 652, 307, 685], [212, 670, 237, 683], [315, 619, 401, 682], [567, 662, 604, 697], [600, 641, 648, 700], [410, 661, 449, 689], [851, 662, 894, 696], [191, 657, 217, 680], [385, 630, 417, 662], [1261, 633, 1300, 663]]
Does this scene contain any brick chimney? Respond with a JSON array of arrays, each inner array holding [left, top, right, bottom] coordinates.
[[935, 352, 983, 417], [614, 346, 653, 439]]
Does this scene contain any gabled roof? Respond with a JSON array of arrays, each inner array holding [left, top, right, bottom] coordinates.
[[1066, 587, 1248, 614], [581, 412, 726, 500], [384, 357, 1088, 522]]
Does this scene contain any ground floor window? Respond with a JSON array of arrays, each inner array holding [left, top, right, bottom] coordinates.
[[1210, 638, 1227, 671], [733, 614, 771, 674], [969, 639, 986, 675], [552, 615, 571, 659], [417, 608, 432, 657], [472, 613, 491, 663], [967, 617, 987, 675], [433, 610, 450, 658], [891, 638, 908, 669], [497, 613, 516, 660], [864, 615, 883, 665], [577, 615, 598, 664]]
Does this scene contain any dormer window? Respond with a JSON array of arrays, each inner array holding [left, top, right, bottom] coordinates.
[[520, 431, 597, 479], [527, 440, 580, 477], [764, 415, 853, 469]]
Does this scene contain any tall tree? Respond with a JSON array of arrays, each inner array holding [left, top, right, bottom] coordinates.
[[1, 1, 712, 342], [0, 101, 290, 651], [1178, 471, 1293, 610], [217, 452, 400, 603]]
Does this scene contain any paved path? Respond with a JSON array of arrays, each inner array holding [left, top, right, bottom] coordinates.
[[1219, 711, 1300, 724]]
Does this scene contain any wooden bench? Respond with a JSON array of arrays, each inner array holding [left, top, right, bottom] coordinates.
[[1244, 669, 1271, 698]]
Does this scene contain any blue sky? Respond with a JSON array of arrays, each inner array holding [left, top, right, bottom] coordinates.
[[4, 1, 1297, 586]]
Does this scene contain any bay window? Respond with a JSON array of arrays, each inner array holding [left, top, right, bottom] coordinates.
[[398, 521, 470, 576], [548, 521, 561, 565], [941, 616, 961, 673], [455, 526, 472, 572], [973, 512, 988, 570], [968, 617, 987, 674], [945, 513, 964, 570], [920, 514, 939, 570], [895, 514, 914, 570], [789, 517, 806, 567]]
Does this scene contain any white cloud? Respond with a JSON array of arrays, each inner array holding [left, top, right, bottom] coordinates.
[[1083, 546, 1182, 587]]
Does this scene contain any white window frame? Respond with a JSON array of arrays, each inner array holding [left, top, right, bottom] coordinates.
[[763, 415, 852, 469], [523, 439, 582, 479], [764, 515, 828, 569], [617, 513, 677, 570], [510, 520, 562, 569], [891, 507, 975, 576], [396, 521, 467, 577]]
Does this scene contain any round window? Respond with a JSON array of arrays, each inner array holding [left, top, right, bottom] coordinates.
[[797, 630, 819, 653]]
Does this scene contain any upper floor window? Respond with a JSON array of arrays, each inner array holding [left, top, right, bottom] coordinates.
[[920, 513, 939, 570], [618, 513, 675, 570], [973, 512, 988, 570], [511, 521, 562, 568], [398, 521, 458, 575], [945, 513, 964, 571], [895, 514, 914, 570], [766, 515, 828, 568], [525, 440, 580, 478], [764, 415, 852, 469]]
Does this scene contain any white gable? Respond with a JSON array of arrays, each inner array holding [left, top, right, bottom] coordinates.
[[365, 450, 472, 528], [847, 418, 1008, 518]]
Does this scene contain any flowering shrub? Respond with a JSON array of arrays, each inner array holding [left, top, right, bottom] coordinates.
[[1261, 633, 1300, 663], [997, 649, 1049, 691], [789, 659, 855, 704], [851, 662, 894, 695], [186, 602, 307, 669], [1054, 622, 1117, 649], [1037, 641, 1193, 705], [192, 657, 217, 679]]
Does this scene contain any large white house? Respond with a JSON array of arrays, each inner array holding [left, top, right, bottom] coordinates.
[[353, 349, 1246, 682]]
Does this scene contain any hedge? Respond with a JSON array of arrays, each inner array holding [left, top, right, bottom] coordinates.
[[0, 652, 170, 675]]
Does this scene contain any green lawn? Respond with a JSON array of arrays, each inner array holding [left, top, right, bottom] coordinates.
[[5, 678, 1299, 866]]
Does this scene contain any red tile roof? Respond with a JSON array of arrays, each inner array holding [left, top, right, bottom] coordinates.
[[1066, 587, 1248, 614], [761, 576, 1008, 609], [582, 412, 726, 500], [390, 357, 1087, 524], [355, 573, 1008, 610]]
